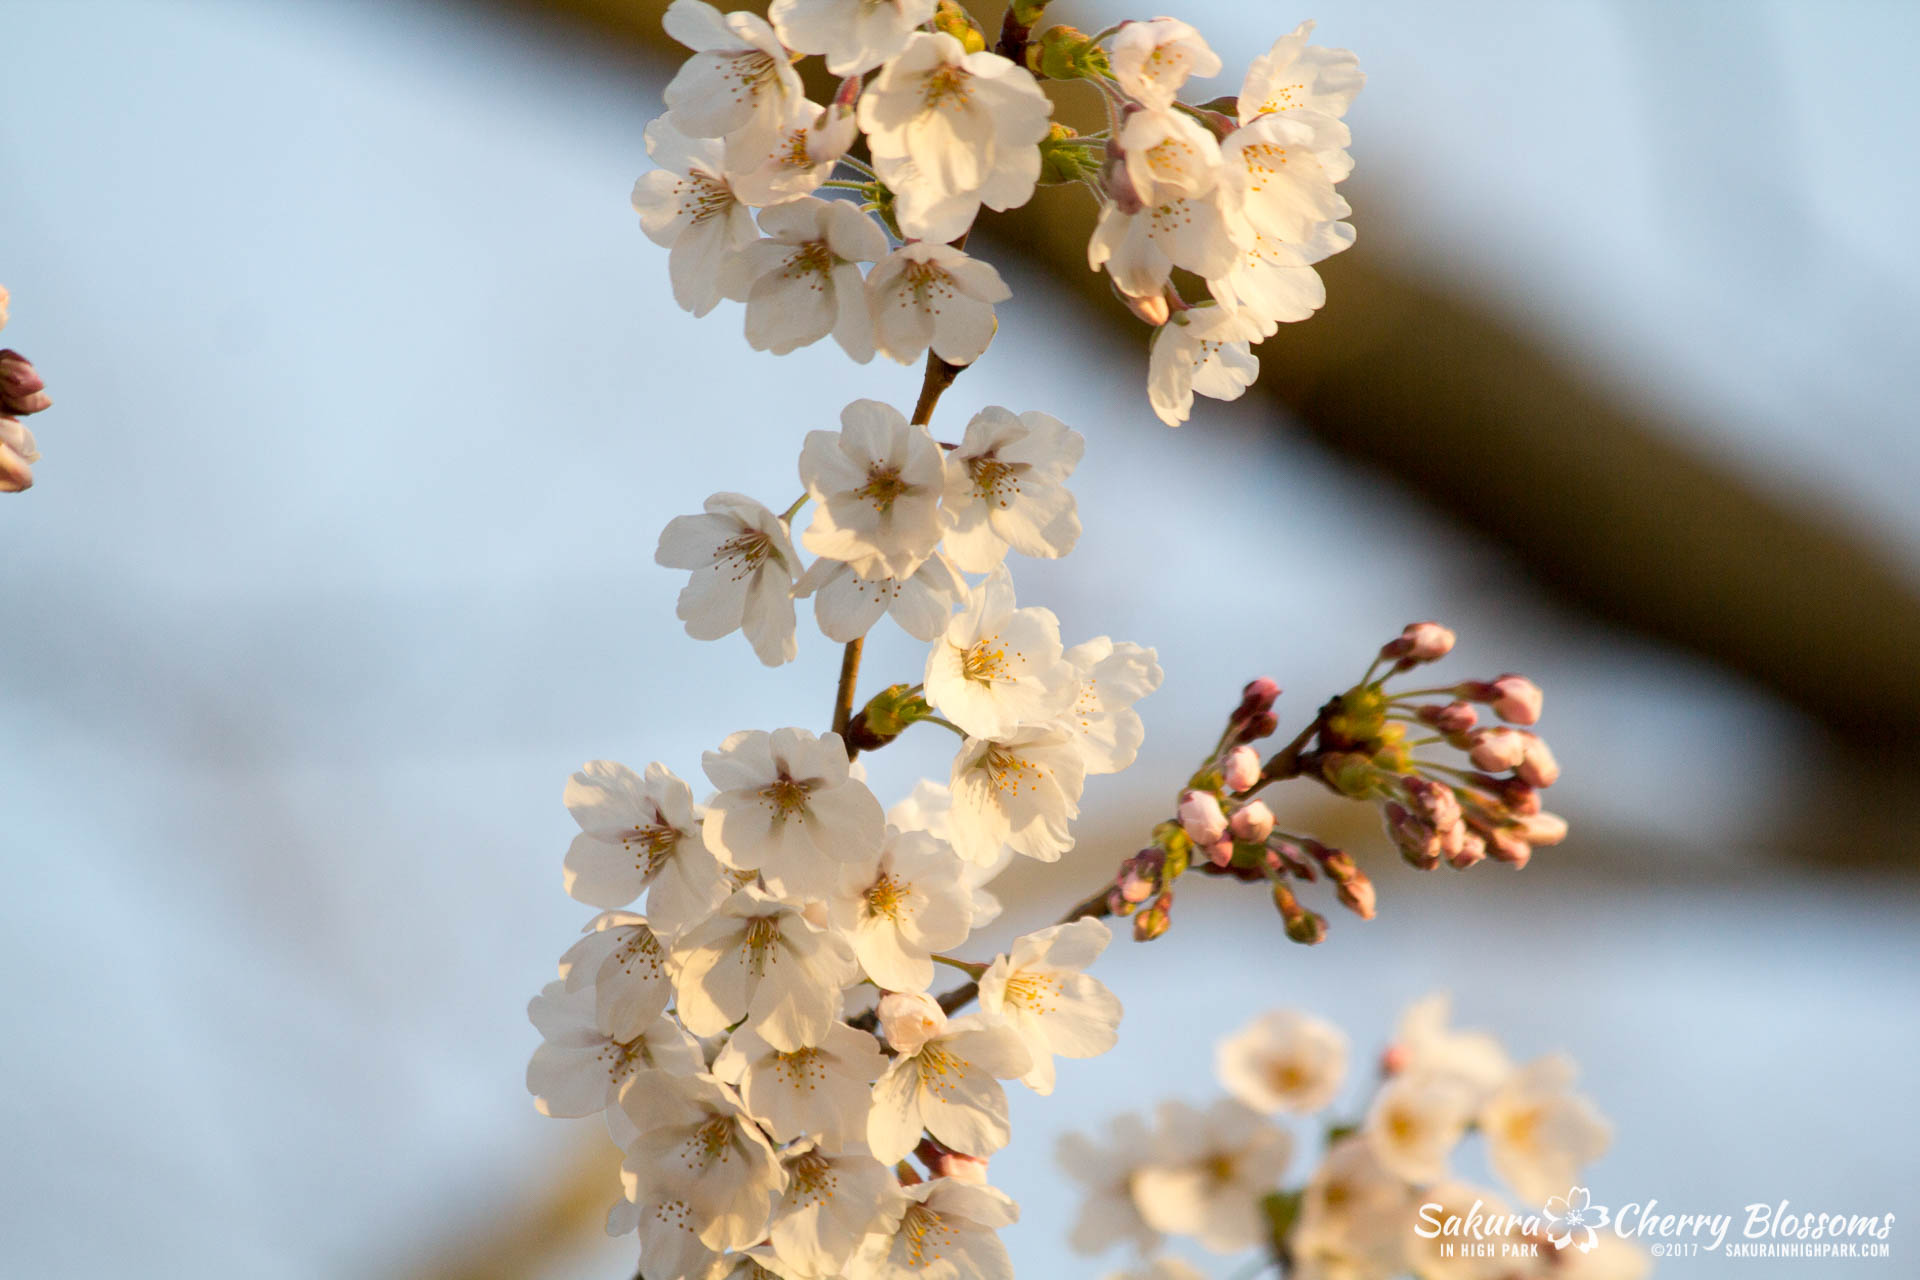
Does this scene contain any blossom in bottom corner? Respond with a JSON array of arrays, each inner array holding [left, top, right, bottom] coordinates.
[[847, 1178, 1018, 1280], [1147, 305, 1261, 427], [1290, 1135, 1417, 1280], [1133, 1099, 1294, 1253], [768, 1140, 902, 1278], [1479, 1054, 1612, 1205]]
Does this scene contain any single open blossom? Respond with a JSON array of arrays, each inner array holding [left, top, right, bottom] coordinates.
[[1056, 1113, 1163, 1255], [559, 911, 673, 1041], [1146, 305, 1262, 427], [1480, 1055, 1613, 1204], [799, 398, 946, 577], [1110, 18, 1222, 109], [1215, 1009, 1349, 1114], [656, 492, 801, 666], [1392, 992, 1514, 1103], [888, 780, 1010, 926], [793, 550, 966, 643], [925, 568, 1079, 740], [857, 32, 1052, 242], [619, 1072, 787, 1274], [769, 0, 935, 76], [848, 1177, 1018, 1280], [1237, 21, 1365, 127], [703, 727, 885, 896], [770, 1140, 902, 1278], [562, 760, 729, 933], [1290, 1135, 1418, 1280], [1206, 220, 1352, 337], [1219, 110, 1352, 252], [948, 723, 1086, 865], [1060, 638, 1163, 775], [977, 918, 1122, 1095], [1134, 1099, 1294, 1252], [1120, 107, 1224, 206], [728, 100, 860, 207], [526, 981, 703, 1118], [868, 1009, 1031, 1163], [1088, 188, 1242, 305], [711, 1021, 888, 1149], [868, 242, 1011, 367], [632, 116, 758, 317], [939, 406, 1084, 572], [724, 196, 886, 361], [662, 0, 806, 152], [668, 886, 859, 1048], [830, 827, 973, 993], [1363, 1068, 1474, 1184]]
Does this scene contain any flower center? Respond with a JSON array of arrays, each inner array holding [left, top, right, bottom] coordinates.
[[787, 1149, 836, 1204], [921, 63, 974, 113], [786, 238, 836, 279], [743, 915, 783, 975], [622, 819, 683, 874], [864, 872, 910, 920], [1267, 1059, 1309, 1094], [1002, 970, 1063, 1012], [1205, 1152, 1239, 1185], [978, 743, 1047, 795], [761, 773, 813, 820], [859, 463, 913, 513], [695, 1114, 734, 1162], [716, 528, 775, 580], [967, 455, 1023, 507], [900, 1203, 956, 1268], [959, 634, 1012, 685]]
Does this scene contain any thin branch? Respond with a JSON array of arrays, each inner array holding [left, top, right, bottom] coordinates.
[[831, 637, 864, 742]]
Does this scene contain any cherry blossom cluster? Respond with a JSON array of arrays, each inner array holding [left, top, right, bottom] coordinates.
[[1062, 995, 1645, 1280], [1101, 624, 1566, 948], [630, 1, 1361, 429], [0, 287, 54, 493], [528, 745, 1127, 1280]]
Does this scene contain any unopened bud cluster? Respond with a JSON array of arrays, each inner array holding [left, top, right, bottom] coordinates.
[[0, 287, 53, 493]]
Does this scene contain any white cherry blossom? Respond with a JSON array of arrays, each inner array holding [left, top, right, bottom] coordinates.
[[769, 0, 936, 77], [1134, 1099, 1294, 1253], [1110, 18, 1222, 109], [857, 33, 1052, 242], [562, 760, 728, 933], [770, 1140, 902, 1278], [939, 406, 1083, 572], [668, 885, 859, 1048], [888, 779, 1010, 926], [656, 493, 801, 666], [526, 981, 703, 1118], [867, 241, 1011, 367], [793, 550, 966, 643], [559, 911, 673, 1041], [1219, 111, 1352, 252], [977, 918, 1121, 1095], [1290, 1135, 1417, 1280], [1060, 638, 1163, 775], [1206, 220, 1352, 338], [925, 568, 1079, 740], [1238, 21, 1365, 127], [663, 0, 806, 152], [724, 196, 887, 361], [1119, 108, 1223, 206], [1146, 305, 1261, 427], [947, 723, 1086, 865], [702, 726, 885, 896], [1215, 1008, 1349, 1115], [848, 1178, 1018, 1280], [632, 117, 757, 317], [830, 827, 973, 992], [619, 1072, 787, 1272], [1480, 1054, 1612, 1204], [728, 100, 860, 207], [867, 1009, 1031, 1163], [1362, 1068, 1474, 1184], [798, 398, 946, 577], [1055, 1113, 1162, 1255], [711, 1020, 888, 1148], [1393, 991, 1514, 1103]]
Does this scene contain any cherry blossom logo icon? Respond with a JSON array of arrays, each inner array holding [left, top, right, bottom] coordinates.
[[1542, 1187, 1610, 1252]]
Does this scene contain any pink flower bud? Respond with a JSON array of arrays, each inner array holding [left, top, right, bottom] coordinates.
[[1178, 790, 1228, 846], [1445, 835, 1486, 869], [1118, 864, 1156, 903], [1484, 826, 1532, 867], [1241, 676, 1281, 710], [1517, 736, 1559, 789], [1384, 803, 1441, 870], [1133, 891, 1172, 941], [878, 991, 947, 1054], [1487, 675, 1543, 725], [1205, 837, 1234, 868], [1337, 872, 1377, 920], [1515, 811, 1568, 846], [0, 416, 38, 493], [0, 351, 50, 417], [1229, 799, 1275, 843], [1403, 776, 1463, 830], [1467, 727, 1529, 772], [1380, 1044, 1409, 1076], [1381, 621, 1455, 664], [1222, 745, 1261, 792], [1419, 701, 1479, 734], [1494, 777, 1541, 816], [1102, 153, 1146, 215], [1118, 288, 1171, 326]]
